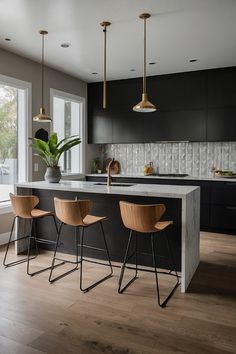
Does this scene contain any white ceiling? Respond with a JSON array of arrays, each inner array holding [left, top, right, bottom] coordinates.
[[0, 0, 236, 83]]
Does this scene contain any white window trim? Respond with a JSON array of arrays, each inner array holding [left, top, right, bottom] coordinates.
[[50, 88, 85, 176], [0, 74, 32, 213]]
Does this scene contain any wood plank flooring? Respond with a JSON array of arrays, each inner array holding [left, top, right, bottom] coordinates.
[[0, 232, 235, 354]]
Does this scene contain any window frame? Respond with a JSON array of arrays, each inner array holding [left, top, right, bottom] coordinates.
[[0, 74, 32, 211], [50, 88, 85, 176]]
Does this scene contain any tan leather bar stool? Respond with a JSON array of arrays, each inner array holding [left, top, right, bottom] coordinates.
[[49, 197, 113, 292], [3, 193, 59, 276], [118, 201, 180, 307]]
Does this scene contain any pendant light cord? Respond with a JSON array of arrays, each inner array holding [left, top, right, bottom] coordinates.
[[143, 17, 147, 95], [103, 25, 107, 109], [41, 32, 45, 109], [100, 21, 110, 109]]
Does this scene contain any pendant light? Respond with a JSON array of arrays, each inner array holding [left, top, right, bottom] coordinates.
[[100, 21, 111, 109], [133, 13, 156, 113], [33, 30, 51, 122]]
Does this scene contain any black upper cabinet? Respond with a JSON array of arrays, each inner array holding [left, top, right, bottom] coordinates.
[[88, 83, 112, 143], [207, 67, 236, 108], [151, 71, 206, 111], [144, 109, 207, 142], [206, 68, 236, 141], [207, 107, 236, 141], [110, 79, 144, 143], [88, 67, 236, 143]]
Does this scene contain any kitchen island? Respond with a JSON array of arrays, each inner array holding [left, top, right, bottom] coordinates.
[[15, 180, 200, 293]]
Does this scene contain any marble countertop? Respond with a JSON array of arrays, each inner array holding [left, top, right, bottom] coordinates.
[[16, 180, 199, 199], [86, 173, 236, 183]]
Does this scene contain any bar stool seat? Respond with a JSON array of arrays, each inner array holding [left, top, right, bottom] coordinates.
[[3, 193, 59, 276], [49, 197, 113, 292], [118, 201, 180, 308], [83, 215, 106, 226], [31, 209, 54, 218]]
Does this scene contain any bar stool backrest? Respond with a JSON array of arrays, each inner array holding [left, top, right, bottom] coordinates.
[[54, 197, 92, 226], [10, 193, 39, 219], [119, 201, 166, 233]]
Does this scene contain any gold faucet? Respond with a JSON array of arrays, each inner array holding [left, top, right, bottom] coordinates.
[[107, 158, 114, 187]]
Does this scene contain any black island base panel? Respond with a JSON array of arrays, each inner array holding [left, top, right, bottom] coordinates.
[[33, 189, 182, 271]]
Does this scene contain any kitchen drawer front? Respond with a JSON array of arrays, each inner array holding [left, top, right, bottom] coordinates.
[[211, 205, 236, 230], [211, 182, 236, 205]]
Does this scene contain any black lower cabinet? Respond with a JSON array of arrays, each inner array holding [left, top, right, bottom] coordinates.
[[86, 176, 236, 235]]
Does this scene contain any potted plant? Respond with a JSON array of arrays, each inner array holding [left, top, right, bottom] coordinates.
[[29, 132, 81, 183]]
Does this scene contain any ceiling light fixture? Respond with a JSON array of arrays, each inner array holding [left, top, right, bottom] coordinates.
[[133, 13, 156, 113], [61, 43, 71, 48], [33, 30, 51, 122], [100, 20, 111, 109]]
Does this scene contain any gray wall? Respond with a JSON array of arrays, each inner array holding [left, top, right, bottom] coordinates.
[[0, 47, 100, 238], [0, 47, 99, 181]]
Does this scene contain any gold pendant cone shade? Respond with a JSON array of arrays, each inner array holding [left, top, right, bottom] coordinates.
[[33, 30, 52, 122], [33, 107, 51, 122], [133, 93, 156, 113], [133, 13, 156, 113]]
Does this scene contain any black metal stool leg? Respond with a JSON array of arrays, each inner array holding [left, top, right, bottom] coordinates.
[[27, 215, 62, 277], [118, 229, 138, 293], [151, 232, 179, 308], [100, 221, 113, 275], [80, 222, 113, 293], [3, 217, 36, 268], [151, 233, 162, 306], [49, 222, 78, 283]]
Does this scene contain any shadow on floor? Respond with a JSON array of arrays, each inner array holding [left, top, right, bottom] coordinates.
[[187, 261, 236, 297]]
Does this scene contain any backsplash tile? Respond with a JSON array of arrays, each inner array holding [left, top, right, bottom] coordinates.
[[103, 142, 236, 177]]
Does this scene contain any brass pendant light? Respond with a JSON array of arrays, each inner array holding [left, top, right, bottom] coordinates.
[[133, 13, 156, 113], [33, 30, 52, 122], [100, 21, 111, 109]]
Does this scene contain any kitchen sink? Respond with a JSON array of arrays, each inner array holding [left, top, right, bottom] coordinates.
[[148, 173, 189, 177], [94, 183, 134, 187]]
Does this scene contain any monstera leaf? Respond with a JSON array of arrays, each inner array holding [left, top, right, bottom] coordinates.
[[29, 133, 81, 167]]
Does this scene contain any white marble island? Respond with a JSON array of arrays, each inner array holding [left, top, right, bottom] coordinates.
[[16, 180, 200, 293]]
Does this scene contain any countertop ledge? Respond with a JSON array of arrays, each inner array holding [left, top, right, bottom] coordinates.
[[15, 180, 199, 199], [86, 173, 236, 183]]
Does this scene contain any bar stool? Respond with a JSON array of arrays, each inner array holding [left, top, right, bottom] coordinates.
[[49, 197, 113, 292], [3, 193, 59, 276], [118, 201, 180, 307]]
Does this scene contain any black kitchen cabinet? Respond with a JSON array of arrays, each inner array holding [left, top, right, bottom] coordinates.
[[152, 71, 206, 111], [111, 79, 144, 143], [207, 67, 236, 108], [86, 175, 236, 235], [88, 66, 236, 143], [143, 109, 207, 142], [207, 107, 236, 141], [88, 83, 112, 143]]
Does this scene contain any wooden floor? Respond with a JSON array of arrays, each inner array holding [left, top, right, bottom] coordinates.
[[0, 232, 235, 354]]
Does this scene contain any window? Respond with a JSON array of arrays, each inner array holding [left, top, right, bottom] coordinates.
[[0, 75, 31, 205], [51, 89, 85, 174]]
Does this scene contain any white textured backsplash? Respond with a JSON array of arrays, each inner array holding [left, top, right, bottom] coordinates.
[[104, 142, 236, 177]]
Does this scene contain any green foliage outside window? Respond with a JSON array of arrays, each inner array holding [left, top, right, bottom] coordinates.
[[0, 85, 17, 161]]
